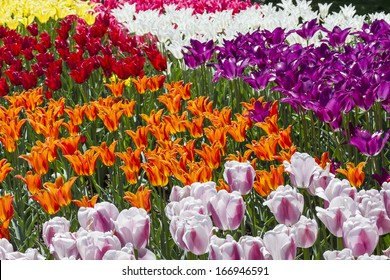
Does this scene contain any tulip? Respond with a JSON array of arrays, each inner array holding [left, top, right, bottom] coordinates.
[[124, 186, 152, 213], [357, 254, 389, 260], [337, 162, 366, 188], [165, 197, 205, 220], [263, 185, 304, 226], [190, 181, 217, 213], [342, 215, 379, 257], [316, 196, 357, 237], [239, 236, 271, 260], [0, 194, 14, 240], [76, 230, 121, 260], [72, 194, 99, 208], [42, 217, 70, 248], [263, 229, 296, 260], [15, 171, 42, 195], [50, 232, 79, 260], [114, 207, 150, 249], [381, 183, 390, 218], [349, 126, 390, 157], [223, 160, 256, 195], [0, 159, 13, 183], [209, 235, 244, 260], [170, 211, 213, 255], [0, 238, 14, 260], [169, 185, 192, 202], [6, 248, 45, 260], [291, 216, 318, 248], [208, 190, 245, 230], [323, 249, 354, 260], [283, 152, 321, 189], [78, 202, 119, 232], [103, 243, 136, 260], [316, 178, 356, 207]]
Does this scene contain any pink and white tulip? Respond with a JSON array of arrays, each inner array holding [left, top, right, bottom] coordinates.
[[239, 236, 271, 260], [78, 202, 119, 232], [208, 190, 245, 230], [263, 228, 296, 260], [263, 185, 304, 226], [42, 216, 70, 248], [76, 230, 121, 260], [209, 235, 244, 260], [50, 232, 79, 260], [291, 216, 318, 248], [114, 207, 150, 249], [223, 160, 255, 195], [323, 248, 354, 260], [381, 183, 390, 219], [169, 185, 192, 202], [342, 214, 379, 257]]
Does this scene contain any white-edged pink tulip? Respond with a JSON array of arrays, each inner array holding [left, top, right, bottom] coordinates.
[[208, 190, 245, 230], [42, 216, 70, 248], [223, 160, 255, 195], [6, 248, 45, 260], [316, 196, 357, 237], [291, 216, 318, 248], [165, 196, 205, 220], [0, 238, 13, 260], [316, 178, 356, 208], [381, 182, 390, 218], [50, 232, 79, 260], [76, 229, 121, 260], [283, 152, 320, 189], [239, 236, 271, 260], [114, 207, 150, 249], [103, 243, 136, 260], [263, 228, 296, 260], [308, 162, 335, 195], [170, 211, 213, 255], [342, 214, 379, 257], [78, 201, 119, 232], [169, 185, 192, 202], [323, 248, 354, 260], [263, 185, 304, 226], [190, 181, 217, 213], [209, 235, 244, 260]]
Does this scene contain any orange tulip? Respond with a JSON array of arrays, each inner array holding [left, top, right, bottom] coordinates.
[[132, 75, 149, 94], [0, 194, 14, 239], [204, 107, 232, 128], [121, 99, 136, 118], [273, 145, 297, 163], [92, 141, 118, 166], [0, 129, 17, 152], [31, 189, 60, 215], [157, 92, 182, 114], [140, 109, 164, 126], [315, 151, 333, 170], [64, 149, 99, 176], [186, 96, 213, 116], [116, 147, 142, 170], [120, 165, 139, 184], [149, 123, 171, 142], [216, 178, 230, 192], [162, 112, 188, 134], [337, 162, 366, 188], [62, 121, 80, 136], [19, 149, 50, 175], [195, 143, 222, 169], [204, 126, 228, 154], [187, 162, 213, 183], [141, 161, 170, 187], [4, 87, 44, 111], [165, 80, 192, 100], [97, 104, 123, 132], [256, 114, 279, 135], [0, 159, 13, 183], [15, 171, 42, 195], [175, 139, 196, 162], [27, 113, 64, 139], [277, 125, 293, 150], [72, 194, 99, 208], [147, 75, 166, 92], [126, 126, 149, 149], [83, 103, 98, 121], [184, 116, 204, 138], [65, 105, 85, 126], [124, 186, 152, 213], [246, 135, 279, 161], [43, 176, 78, 207], [0, 117, 27, 141], [104, 79, 126, 97], [55, 135, 81, 155], [33, 137, 58, 162], [227, 120, 247, 142], [253, 165, 285, 196], [47, 97, 66, 118]]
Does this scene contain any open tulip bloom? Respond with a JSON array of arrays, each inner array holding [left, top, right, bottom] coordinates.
[[1, 0, 390, 261]]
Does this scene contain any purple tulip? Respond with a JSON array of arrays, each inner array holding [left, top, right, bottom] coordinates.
[[246, 99, 274, 123], [223, 160, 255, 195], [208, 190, 245, 230], [114, 207, 150, 249], [316, 196, 357, 237], [170, 211, 213, 255], [212, 57, 250, 82], [349, 126, 390, 157], [76, 230, 121, 260], [373, 168, 390, 186], [291, 216, 318, 248], [342, 215, 379, 257], [78, 202, 119, 232], [296, 19, 326, 40], [263, 185, 304, 226], [239, 236, 271, 260], [209, 235, 244, 260], [323, 248, 354, 260], [42, 217, 70, 248], [324, 26, 351, 48], [263, 228, 296, 260], [183, 39, 215, 69], [50, 232, 79, 260]]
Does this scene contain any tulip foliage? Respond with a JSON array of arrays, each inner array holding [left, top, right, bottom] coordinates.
[[0, 0, 389, 260]]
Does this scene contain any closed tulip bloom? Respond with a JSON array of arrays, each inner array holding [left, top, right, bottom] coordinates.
[[291, 216, 318, 248], [6, 248, 45, 260], [381, 183, 390, 218], [190, 181, 217, 213], [357, 254, 389, 260], [283, 152, 321, 189], [0, 238, 14, 260], [50, 232, 79, 260], [316, 196, 357, 237], [169, 185, 192, 202], [323, 248, 354, 260], [342, 215, 379, 257], [208, 190, 245, 230], [209, 235, 244, 260], [114, 207, 150, 249], [223, 160, 256, 195], [78, 202, 119, 232], [263, 185, 304, 226], [103, 243, 136, 260], [42, 217, 70, 248], [170, 211, 213, 255], [165, 196, 205, 220], [316, 178, 356, 207], [76, 230, 121, 260], [239, 236, 271, 260], [263, 229, 296, 260]]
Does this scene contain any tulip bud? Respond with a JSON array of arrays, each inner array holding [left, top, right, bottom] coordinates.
[[208, 190, 245, 230], [223, 160, 255, 195], [283, 152, 320, 189]]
